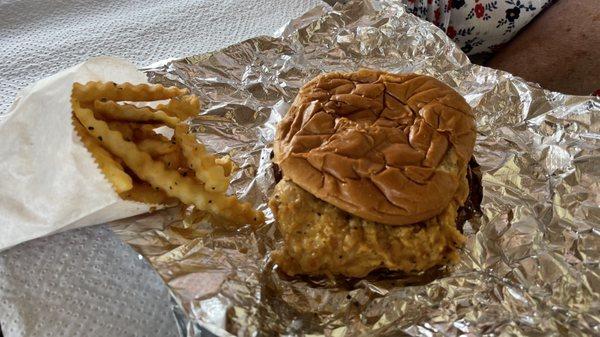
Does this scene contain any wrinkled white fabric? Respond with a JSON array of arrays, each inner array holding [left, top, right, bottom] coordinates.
[[0, 0, 322, 114]]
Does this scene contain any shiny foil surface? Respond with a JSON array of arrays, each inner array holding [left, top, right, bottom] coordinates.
[[111, 0, 600, 336]]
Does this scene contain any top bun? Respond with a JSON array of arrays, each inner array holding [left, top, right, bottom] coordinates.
[[274, 69, 476, 225]]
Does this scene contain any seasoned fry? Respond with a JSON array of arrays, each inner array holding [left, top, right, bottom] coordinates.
[[106, 121, 135, 140], [72, 118, 133, 193], [71, 81, 264, 227], [136, 138, 177, 157], [120, 181, 176, 205], [72, 99, 263, 226], [94, 100, 179, 128], [157, 95, 200, 120], [157, 150, 184, 169], [106, 122, 170, 144], [73, 81, 188, 102], [130, 124, 162, 141], [174, 125, 228, 193]]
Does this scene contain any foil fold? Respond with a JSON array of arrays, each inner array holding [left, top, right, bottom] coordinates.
[[111, 0, 600, 336]]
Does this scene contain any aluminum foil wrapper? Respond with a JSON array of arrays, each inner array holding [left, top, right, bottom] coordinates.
[[111, 0, 600, 335]]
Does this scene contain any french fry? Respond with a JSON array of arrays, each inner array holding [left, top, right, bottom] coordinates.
[[106, 121, 135, 140], [94, 100, 179, 128], [130, 124, 162, 141], [73, 81, 188, 102], [120, 181, 177, 205], [72, 98, 263, 226], [72, 81, 263, 227], [106, 122, 170, 144], [72, 117, 133, 193], [157, 95, 200, 120], [174, 125, 229, 193], [136, 138, 177, 157], [157, 150, 184, 169]]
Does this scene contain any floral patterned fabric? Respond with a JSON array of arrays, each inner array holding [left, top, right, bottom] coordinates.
[[403, 0, 555, 55]]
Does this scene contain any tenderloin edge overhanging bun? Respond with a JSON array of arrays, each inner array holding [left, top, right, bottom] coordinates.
[[273, 69, 476, 226]]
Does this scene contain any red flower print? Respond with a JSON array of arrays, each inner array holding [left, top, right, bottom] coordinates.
[[475, 3, 485, 18], [434, 8, 441, 24], [427, 0, 433, 4], [447, 26, 457, 39]]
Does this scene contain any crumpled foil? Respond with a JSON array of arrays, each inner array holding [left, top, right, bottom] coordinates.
[[111, 0, 600, 336]]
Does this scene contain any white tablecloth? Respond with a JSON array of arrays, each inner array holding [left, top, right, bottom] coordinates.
[[0, 1, 322, 336]]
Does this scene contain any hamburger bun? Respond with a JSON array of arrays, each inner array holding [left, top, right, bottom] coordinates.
[[273, 69, 476, 225]]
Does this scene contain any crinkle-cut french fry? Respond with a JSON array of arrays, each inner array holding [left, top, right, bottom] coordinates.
[[72, 98, 263, 226], [72, 81, 188, 103], [107, 122, 166, 143], [177, 167, 193, 178], [120, 181, 177, 205], [106, 121, 135, 141], [157, 149, 184, 169], [129, 124, 162, 141], [156, 95, 200, 120], [94, 100, 179, 128], [215, 155, 235, 177], [106, 122, 169, 144], [136, 138, 177, 157], [72, 117, 133, 193], [174, 125, 228, 193]]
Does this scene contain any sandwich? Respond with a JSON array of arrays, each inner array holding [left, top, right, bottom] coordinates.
[[269, 69, 476, 278]]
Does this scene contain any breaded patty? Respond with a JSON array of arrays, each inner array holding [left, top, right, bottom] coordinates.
[[269, 179, 466, 278]]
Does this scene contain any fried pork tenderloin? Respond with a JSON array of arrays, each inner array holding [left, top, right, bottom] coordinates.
[[270, 69, 476, 277]]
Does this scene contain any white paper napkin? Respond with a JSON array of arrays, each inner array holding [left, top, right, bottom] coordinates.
[[0, 57, 156, 251]]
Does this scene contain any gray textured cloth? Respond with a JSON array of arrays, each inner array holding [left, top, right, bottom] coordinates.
[[0, 226, 179, 337], [0, 0, 322, 336]]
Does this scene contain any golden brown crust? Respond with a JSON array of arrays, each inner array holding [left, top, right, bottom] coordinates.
[[269, 179, 466, 278], [274, 69, 476, 225]]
